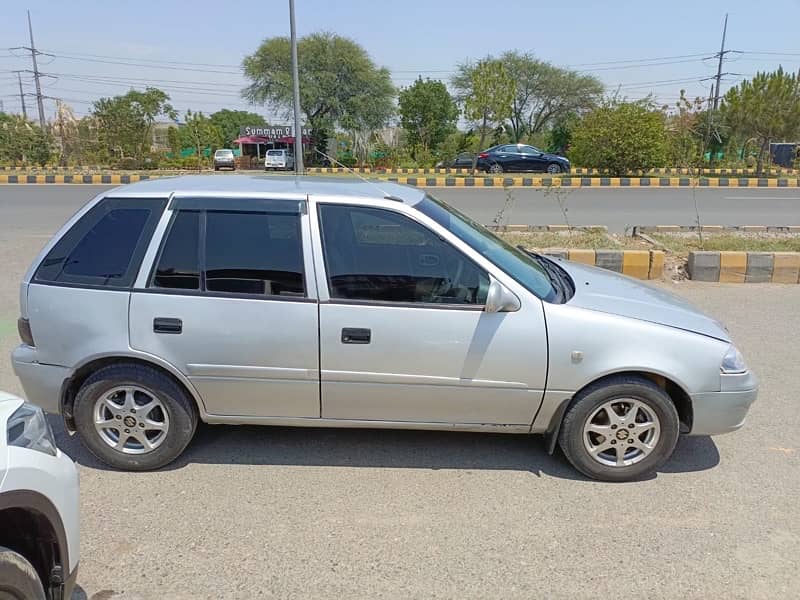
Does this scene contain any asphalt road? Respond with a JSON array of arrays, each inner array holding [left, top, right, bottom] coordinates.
[[0, 187, 798, 599]]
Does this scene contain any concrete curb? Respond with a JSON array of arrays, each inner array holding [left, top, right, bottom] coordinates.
[[1, 174, 799, 188], [538, 249, 665, 280], [687, 251, 800, 283], [487, 225, 608, 232], [633, 225, 800, 234], [306, 167, 797, 176]]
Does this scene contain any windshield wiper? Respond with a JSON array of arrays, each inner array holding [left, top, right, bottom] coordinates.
[[517, 246, 571, 303]]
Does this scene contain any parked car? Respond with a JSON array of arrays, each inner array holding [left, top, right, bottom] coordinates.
[[435, 152, 475, 169], [212, 149, 236, 171], [476, 144, 570, 174], [13, 176, 757, 481], [264, 149, 295, 171], [0, 392, 79, 600]]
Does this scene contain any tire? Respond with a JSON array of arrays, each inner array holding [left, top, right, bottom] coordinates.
[[546, 163, 561, 174], [558, 376, 679, 482], [73, 363, 198, 471], [488, 163, 503, 174], [0, 546, 46, 600]]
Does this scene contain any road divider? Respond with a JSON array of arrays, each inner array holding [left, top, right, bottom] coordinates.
[[688, 251, 800, 283], [538, 249, 665, 280]]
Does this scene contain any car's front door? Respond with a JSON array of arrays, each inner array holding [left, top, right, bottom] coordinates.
[[519, 146, 546, 171], [314, 202, 548, 425], [129, 197, 320, 418]]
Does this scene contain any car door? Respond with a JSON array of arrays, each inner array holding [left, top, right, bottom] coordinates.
[[129, 196, 320, 418], [494, 145, 521, 171], [314, 201, 548, 425]]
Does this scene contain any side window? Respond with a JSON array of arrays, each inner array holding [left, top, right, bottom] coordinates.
[[35, 197, 165, 288], [319, 204, 489, 305], [204, 211, 305, 297], [151, 211, 200, 290]]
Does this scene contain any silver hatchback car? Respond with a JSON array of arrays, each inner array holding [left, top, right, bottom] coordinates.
[[12, 176, 757, 481]]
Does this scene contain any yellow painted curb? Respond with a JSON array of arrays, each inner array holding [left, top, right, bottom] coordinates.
[[649, 251, 666, 279], [772, 253, 800, 283], [622, 250, 651, 279], [568, 249, 595, 265], [719, 252, 747, 283]]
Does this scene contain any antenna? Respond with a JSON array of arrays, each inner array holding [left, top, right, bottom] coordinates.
[[314, 149, 399, 200]]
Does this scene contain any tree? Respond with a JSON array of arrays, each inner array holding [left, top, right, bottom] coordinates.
[[570, 101, 668, 176], [663, 90, 706, 168], [181, 111, 224, 168], [92, 88, 176, 166], [398, 77, 459, 158], [0, 113, 52, 166], [721, 67, 800, 175], [209, 109, 267, 145], [452, 59, 514, 173], [242, 32, 395, 163]]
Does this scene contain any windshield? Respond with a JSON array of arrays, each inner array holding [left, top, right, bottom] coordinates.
[[215, 150, 233, 157], [416, 195, 557, 302], [267, 150, 284, 156]]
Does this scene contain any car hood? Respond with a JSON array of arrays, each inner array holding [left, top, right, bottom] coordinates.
[[555, 259, 730, 341]]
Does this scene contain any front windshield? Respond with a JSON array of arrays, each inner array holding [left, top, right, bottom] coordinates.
[[416, 195, 556, 302], [216, 150, 233, 157]]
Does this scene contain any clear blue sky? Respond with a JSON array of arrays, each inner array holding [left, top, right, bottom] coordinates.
[[1, 0, 799, 122]]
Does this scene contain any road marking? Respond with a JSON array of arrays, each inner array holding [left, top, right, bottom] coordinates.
[[725, 196, 800, 200]]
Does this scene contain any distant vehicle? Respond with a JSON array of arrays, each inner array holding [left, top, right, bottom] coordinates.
[[213, 149, 236, 171], [0, 392, 79, 600], [476, 144, 570, 174], [13, 176, 757, 481], [435, 152, 475, 169], [264, 149, 295, 171]]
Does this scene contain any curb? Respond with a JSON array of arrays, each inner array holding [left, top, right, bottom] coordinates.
[[487, 225, 608, 232], [1, 174, 799, 188], [306, 167, 797, 176], [634, 225, 800, 234], [687, 251, 800, 283], [539, 249, 665, 280]]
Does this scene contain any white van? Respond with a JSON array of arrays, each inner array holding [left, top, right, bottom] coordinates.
[[264, 149, 295, 171]]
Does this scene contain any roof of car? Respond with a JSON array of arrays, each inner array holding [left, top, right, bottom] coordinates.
[[105, 174, 427, 205]]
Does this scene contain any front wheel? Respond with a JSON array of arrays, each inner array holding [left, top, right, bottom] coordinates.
[[73, 363, 198, 471], [546, 163, 562, 174], [0, 546, 46, 600], [558, 376, 679, 482]]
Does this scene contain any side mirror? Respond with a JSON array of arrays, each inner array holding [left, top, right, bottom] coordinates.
[[484, 278, 521, 313]]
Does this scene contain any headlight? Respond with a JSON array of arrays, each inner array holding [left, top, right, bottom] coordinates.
[[721, 345, 747, 374], [6, 403, 57, 456]]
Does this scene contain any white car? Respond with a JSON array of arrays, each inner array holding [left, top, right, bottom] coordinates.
[[0, 392, 79, 600], [264, 149, 295, 171]]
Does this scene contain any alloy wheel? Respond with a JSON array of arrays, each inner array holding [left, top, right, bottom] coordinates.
[[93, 386, 170, 454], [582, 398, 661, 467]]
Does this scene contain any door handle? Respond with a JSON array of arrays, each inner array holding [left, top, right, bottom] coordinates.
[[341, 328, 371, 344], [153, 317, 182, 334]]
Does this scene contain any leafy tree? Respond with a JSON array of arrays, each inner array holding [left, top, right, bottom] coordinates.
[[663, 90, 706, 168], [452, 59, 514, 173], [398, 77, 459, 158], [209, 109, 267, 145], [92, 88, 176, 166], [0, 113, 52, 166], [721, 67, 800, 175], [242, 32, 395, 163], [570, 101, 668, 175], [181, 111, 224, 168]]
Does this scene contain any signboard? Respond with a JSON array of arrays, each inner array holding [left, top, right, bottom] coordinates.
[[239, 125, 312, 139]]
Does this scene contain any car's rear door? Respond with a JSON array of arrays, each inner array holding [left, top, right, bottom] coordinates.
[[129, 196, 320, 419]]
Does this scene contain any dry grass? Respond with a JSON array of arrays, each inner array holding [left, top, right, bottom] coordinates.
[[497, 229, 647, 250]]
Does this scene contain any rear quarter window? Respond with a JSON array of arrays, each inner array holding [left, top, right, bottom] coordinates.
[[34, 197, 166, 288]]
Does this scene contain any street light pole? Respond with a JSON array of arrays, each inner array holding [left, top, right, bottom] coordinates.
[[289, 0, 304, 174]]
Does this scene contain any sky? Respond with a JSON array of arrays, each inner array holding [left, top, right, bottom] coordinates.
[[1, 0, 799, 124]]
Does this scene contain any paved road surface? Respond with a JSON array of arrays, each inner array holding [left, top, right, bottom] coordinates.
[[0, 184, 797, 599], [1, 184, 799, 233]]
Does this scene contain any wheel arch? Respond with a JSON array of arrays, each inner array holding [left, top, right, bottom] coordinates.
[[61, 352, 207, 432], [543, 370, 692, 454]]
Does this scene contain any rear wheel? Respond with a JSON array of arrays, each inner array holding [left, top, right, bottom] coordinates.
[[73, 363, 198, 471], [558, 376, 679, 482], [546, 163, 562, 174], [488, 163, 503, 174], [0, 546, 46, 600]]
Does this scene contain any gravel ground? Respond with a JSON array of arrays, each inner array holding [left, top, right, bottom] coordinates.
[[0, 187, 798, 599]]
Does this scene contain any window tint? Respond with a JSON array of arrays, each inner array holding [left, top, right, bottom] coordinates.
[[319, 205, 489, 305], [152, 211, 200, 290], [204, 211, 305, 296], [35, 197, 165, 288]]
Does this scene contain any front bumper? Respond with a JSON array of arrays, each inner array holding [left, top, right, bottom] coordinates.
[[11, 345, 70, 414], [689, 371, 758, 435]]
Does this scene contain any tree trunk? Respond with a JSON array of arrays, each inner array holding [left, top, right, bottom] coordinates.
[[470, 113, 488, 175], [755, 138, 768, 177]]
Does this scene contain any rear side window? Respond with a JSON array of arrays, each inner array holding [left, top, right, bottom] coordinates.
[[35, 197, 166, 288], [150, 209, 305, 298]]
